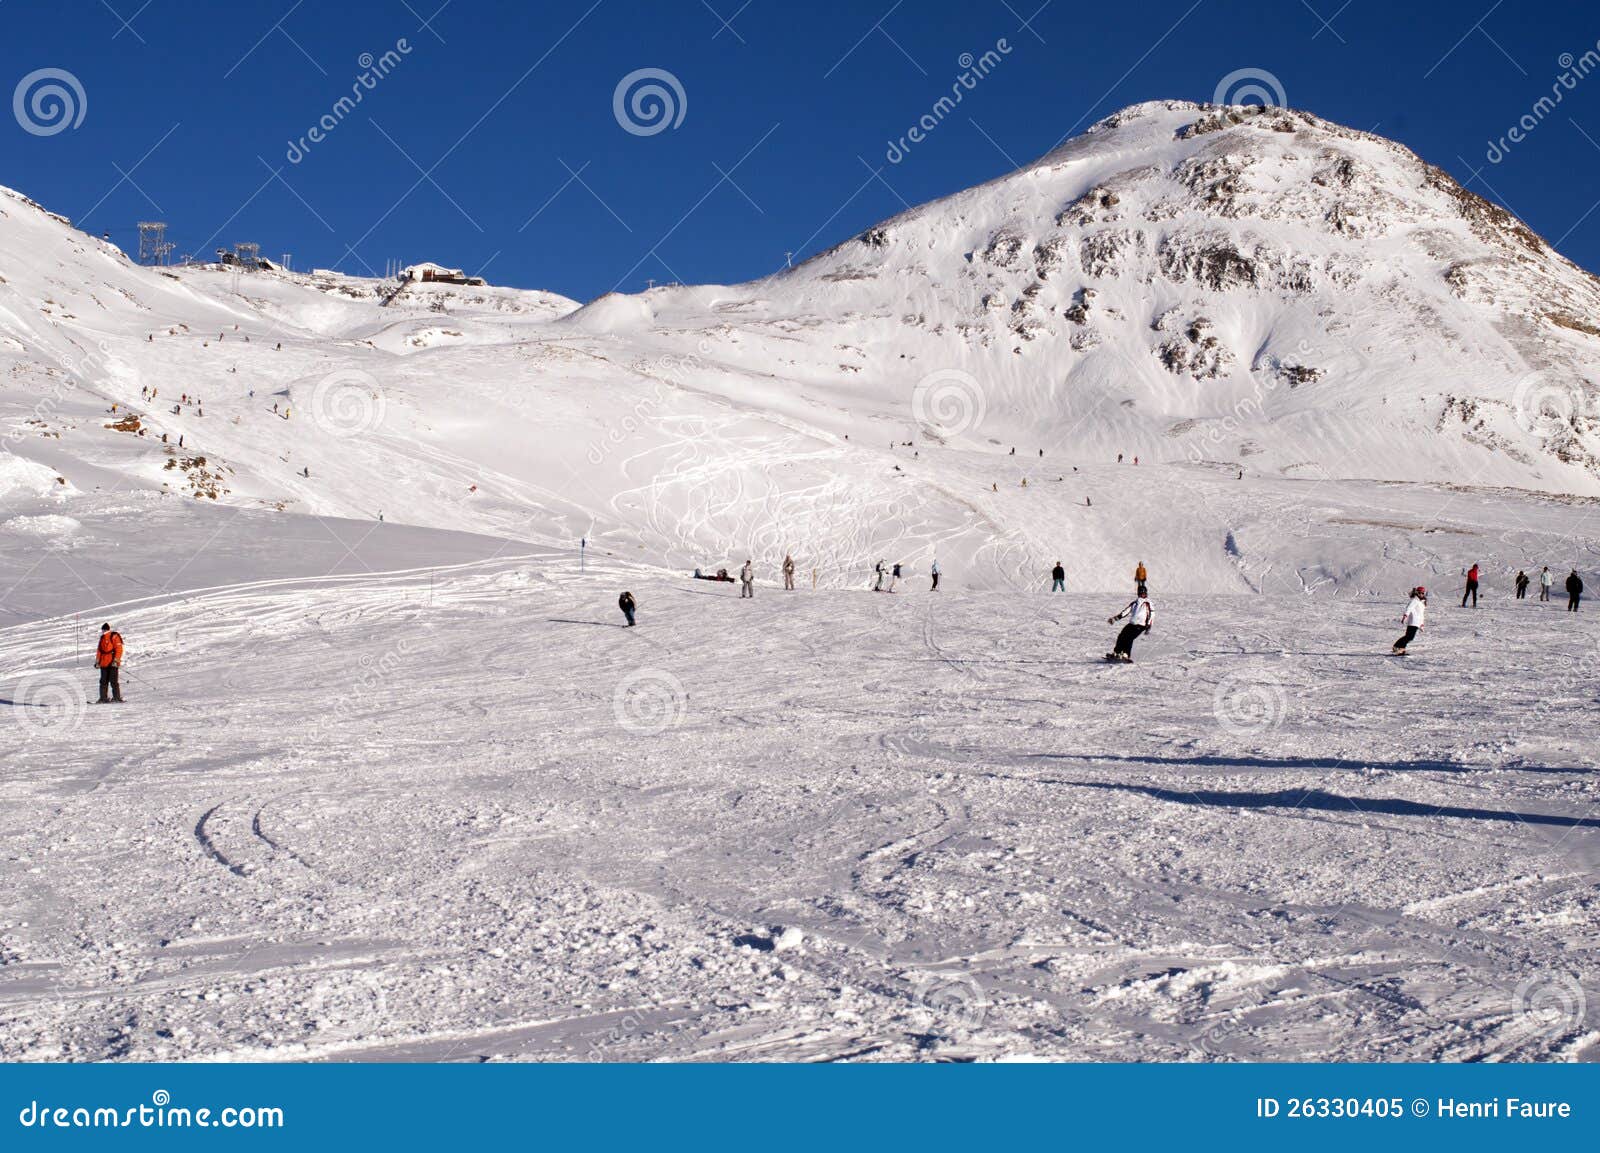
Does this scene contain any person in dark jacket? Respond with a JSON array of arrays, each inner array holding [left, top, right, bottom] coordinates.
[[1514, 570, 1530, 599], [1567, 570, 1584, 612], [618, 591, 636, 627], [1051, 562, 1065, 592], [94, 623, 124, 703]]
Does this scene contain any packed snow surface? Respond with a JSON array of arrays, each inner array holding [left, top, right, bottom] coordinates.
[[1, 497, 1597, 1061]]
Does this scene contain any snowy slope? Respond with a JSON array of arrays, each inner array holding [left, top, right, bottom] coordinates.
[[2, 550, 1596, 1062], [2, 100, 1600, 599]]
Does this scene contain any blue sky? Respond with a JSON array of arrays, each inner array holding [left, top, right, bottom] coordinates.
[[5, 0, 1600, 300]]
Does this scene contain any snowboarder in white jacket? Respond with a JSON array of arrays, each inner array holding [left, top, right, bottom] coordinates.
[[740, 560, 754, 599], [1107, 594, 1153, 661], [1393, 587, 1426, 654]]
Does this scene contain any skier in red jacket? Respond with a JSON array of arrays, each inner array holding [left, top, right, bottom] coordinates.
[[1461, 563, 1480, 608]]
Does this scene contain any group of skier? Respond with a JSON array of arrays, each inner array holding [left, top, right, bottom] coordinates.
[[1508, 565, 1583, 609], [1393, 563, 1583, 655]]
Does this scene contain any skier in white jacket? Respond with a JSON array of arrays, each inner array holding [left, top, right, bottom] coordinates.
[[1107, 593, 1153, 662], [740, 560, 755, 599], [1393, 586, 1426, 654]]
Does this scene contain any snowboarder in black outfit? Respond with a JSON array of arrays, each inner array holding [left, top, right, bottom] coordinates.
[[1515, 570, 1529, 599], [1106, 593, 1152, 662], [1051, 562, 1065, 592], [619, 591, 636, 627], [1567, 570, 1584, 612]]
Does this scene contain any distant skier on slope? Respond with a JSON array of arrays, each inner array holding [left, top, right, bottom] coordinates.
[[930, 558, 940, 591], [1393, 587, 1427, 655], [890, 562, 901, 592], [1540, 566, 1554, 601], [1515, 570, 1530, 599], [94, 623, 124, 703], [1134, 561, 1148, 591], [1461, 563, 1480, 608], [873, 560, 885, 592], [1051, 561, 1065, 592], [1106, 592, 1152, 662], [1567, 569, 1584, 612], [782, 554, 795, 590], [619, 590, 636, 627], [740, 560, 755, 599]]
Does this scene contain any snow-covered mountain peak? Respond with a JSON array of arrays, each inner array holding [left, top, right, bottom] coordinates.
[[2, 102, 1599, 595]]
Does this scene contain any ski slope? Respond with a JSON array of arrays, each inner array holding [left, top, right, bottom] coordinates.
[[1, 500, 1597, 1061]]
